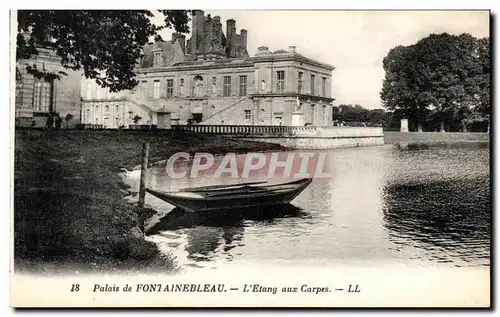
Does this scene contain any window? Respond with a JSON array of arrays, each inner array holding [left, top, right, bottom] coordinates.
[[310, 74, 316, 95], [277, 71, 285, 93], [244, 110, 252, 120], [193, 75, 204, 97], [154, 52, 161, 66], [140, 81, 147, 100], [322, 105, 327, 126], [180, 79, 184, 95], [212, 77, 217, 94], [96, 87, 101, 100], [153, 80, 160, 99], [105, 105, 109, 113], [261, 80, 266, 91], [223, 76, 231, 97], [86, 109, 90, 122], [311, 104, 316, 125], [33, 80, 53, 112], [166, 79, 174, 99], [298, 72, 303, 94], [239, 75, 247, 96], [322, 77, 327, 96], [86, 82, 92, 99], [273, 112, 284, 126]]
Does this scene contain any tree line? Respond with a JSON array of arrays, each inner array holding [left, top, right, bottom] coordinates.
[[332, 104, 390, 127], [380, 32, 490, 132]]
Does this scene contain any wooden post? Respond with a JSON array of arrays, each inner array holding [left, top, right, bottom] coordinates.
[[138, 142, 149, 208]]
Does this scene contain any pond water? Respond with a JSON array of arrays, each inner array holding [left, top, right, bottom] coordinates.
[[124, 145, 490, 271]]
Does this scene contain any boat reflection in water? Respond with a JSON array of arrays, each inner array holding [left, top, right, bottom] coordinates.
[[147, 204, 308, 267]]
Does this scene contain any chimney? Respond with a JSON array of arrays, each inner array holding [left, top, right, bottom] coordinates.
[[256, 46, 270, 56], [288, 45, 296, 53], [191, 10, 205, 54], [196, 10, 205, 40], [191, 10, 202, 36], [240, 29, 247, 48], [205, 16, 213, 49], [226, 19, 236, 40]]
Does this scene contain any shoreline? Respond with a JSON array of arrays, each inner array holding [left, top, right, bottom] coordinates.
[[13, 129, 288, 275], [13, 129, 490, 274]]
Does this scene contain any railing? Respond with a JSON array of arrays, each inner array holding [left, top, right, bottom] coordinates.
[[171, 125, 384, 138], [173, 124, 291, 135]]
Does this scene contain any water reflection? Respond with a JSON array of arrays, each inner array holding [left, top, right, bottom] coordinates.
[[382, 174, 490, 266], [125, 147, 490, 269], [147, 204, 307, 264]]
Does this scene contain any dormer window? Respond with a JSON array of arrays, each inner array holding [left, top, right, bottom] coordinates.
[[154, 52, 162, 67]]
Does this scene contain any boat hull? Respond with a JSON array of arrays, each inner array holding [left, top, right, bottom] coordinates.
[[146, 178, 312, 213]]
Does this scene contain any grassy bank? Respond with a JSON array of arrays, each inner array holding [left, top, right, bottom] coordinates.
[[13, 129, 287, 274], [384, 131, 490, 144], [383, 132, 490, 151], [395, 140, 490, 151]]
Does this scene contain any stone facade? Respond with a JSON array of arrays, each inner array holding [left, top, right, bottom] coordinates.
[[15, 48, 82, 128], [133, 11, 335, 127], [79, 11, 335, 129], [80, 79, 173, 129]]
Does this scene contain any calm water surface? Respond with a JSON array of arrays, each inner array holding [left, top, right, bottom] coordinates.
[[125, 145, 490, 270]]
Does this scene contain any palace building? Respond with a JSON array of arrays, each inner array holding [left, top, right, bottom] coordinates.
[[15, 48, 82, 128], [81, 10, 335, 128]]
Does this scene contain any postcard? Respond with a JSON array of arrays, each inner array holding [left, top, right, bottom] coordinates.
[[10, 9, 491, 308]]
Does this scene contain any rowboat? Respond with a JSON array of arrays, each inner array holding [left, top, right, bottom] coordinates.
[[145, 178, 312, 212]]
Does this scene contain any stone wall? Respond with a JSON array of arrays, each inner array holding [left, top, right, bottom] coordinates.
[[239, 136, 384, 149], [384, 132, 490, 144], [171, 126, 385, 149]]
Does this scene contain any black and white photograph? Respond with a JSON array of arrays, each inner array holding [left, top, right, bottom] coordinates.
[[8, 7, 491, 308]]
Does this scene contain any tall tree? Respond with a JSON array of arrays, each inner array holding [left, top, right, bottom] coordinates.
[[380, 33, 490, 132], [380, 44, 427, 131], [16, 10, 191, 92]]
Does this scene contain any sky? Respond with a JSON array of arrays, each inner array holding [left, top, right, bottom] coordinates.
[[153, 10, 490, 109]]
